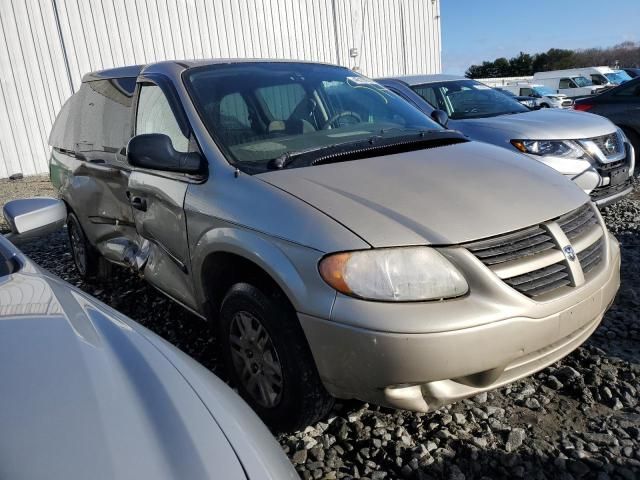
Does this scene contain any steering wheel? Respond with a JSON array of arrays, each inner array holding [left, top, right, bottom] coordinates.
[[322, 111, 362, 130]]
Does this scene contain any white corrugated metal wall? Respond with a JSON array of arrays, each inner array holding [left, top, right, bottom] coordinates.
[[0, 0, 441, 178]]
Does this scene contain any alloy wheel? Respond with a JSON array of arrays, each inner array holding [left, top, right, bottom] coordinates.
[[229, 310, 284, 408]]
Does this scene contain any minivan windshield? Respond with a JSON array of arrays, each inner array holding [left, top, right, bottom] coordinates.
[[411, 79, 528, 120], [605, 71, 632, 84], [184, 63, 442, 172]]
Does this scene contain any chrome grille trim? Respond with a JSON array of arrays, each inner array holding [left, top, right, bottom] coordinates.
[[556, 203, 598, 241], [464, 203, 606, 299], [578, 237, 604, 275], [504, 263, 571, 297], [463, 226, 555, 266]]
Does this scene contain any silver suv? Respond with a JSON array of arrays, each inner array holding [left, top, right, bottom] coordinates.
[[378, 75, 636, 207], [50, 61, 620, 431]]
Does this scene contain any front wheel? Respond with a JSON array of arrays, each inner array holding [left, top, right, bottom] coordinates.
[[220, 283, 334, 432]]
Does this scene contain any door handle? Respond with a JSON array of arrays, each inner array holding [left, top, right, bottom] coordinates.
[[129, 195, 147, 212]]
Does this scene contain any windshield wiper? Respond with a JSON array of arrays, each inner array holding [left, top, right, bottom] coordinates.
[[269, 130, 467, 170]]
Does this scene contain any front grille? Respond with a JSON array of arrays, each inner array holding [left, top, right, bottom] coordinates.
[[504, 263, 571, 297], [464, 203, 605, 299], [556, 203, 598, 241], [463, 225, 555, 266], [589, 131, 625, 161], [578, 237, 604, 275], [562, 100, 573, 107], [590, 179, 633, 202], [596, 159, 625, 173]]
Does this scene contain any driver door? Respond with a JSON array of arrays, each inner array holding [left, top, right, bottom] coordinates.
[[126, 82, 198, 311]]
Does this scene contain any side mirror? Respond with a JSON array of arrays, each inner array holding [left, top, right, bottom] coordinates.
[[430, 109, 449, 127], [3, 198, 66, 244], [127, 134, 203, 174]]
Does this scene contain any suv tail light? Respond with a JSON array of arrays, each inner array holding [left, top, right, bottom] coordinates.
[[574, 102, 593, 112]]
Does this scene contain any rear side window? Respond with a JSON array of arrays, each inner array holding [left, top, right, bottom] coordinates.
[[49, 78, 136, 154], [136, 85, 189, 152], [412, 85, 439, 108], [559, 78, 574, 89], [49, 93, 81, 151], [520, 88, 532, 96]]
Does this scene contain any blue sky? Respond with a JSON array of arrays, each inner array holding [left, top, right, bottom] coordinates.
[[440, 0, 640, 75]]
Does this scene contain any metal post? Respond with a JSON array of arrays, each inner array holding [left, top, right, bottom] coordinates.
[[51, 0, 75, 94]]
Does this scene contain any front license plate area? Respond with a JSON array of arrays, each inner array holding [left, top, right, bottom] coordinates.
[[559, 290, 602, 335], [609, 166, 629, 186]]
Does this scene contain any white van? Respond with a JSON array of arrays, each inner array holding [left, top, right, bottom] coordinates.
[[575, 66, 632, 86], [502, 83, 573, 109], [533, 69, 611, 97]]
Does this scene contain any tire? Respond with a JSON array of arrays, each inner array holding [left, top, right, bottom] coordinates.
[[220, 283, 334, 432], [66, 212, 101, 279], [540, 103, 549, 108]]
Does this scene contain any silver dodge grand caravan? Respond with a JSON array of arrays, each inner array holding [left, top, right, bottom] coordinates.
[[49, 60, 620, 431]]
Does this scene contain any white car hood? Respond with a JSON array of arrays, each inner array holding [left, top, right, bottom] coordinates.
[[0, 265, 246, 480]]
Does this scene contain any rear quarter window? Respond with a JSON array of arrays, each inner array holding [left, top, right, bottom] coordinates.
[[49, 77, 136, 154]]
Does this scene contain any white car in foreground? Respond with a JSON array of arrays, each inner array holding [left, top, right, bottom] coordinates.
[[0, 198, 297, 480]]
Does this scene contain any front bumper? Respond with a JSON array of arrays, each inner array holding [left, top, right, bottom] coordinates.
[[528, 140, 635, 207], [299, 234, 620, 412]]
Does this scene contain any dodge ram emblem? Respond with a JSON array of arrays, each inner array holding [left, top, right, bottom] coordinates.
[[563, 245, 576, 262]]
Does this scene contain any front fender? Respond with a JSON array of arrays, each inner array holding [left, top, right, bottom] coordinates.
[[190, 225, 337, 319]]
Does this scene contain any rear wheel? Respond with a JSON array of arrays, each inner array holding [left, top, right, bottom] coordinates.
[[540, 103, 550, 108], [220, 283, 334, 432], [67, 213, 108, 280]]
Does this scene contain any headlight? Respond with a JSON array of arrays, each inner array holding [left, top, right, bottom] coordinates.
[[510, 139, 586, 159], [318, 247, 468, 302]]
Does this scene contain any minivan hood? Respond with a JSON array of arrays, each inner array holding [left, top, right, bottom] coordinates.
[[457, 108, 616, 140], [258, 141, 587, 248]]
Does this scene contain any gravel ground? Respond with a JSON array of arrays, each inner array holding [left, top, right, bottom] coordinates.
[[4, 176, 640, 480]]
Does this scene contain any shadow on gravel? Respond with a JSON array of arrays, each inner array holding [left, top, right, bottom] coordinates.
[[586, 230, 640, 365], [412, 447, 638, 480]]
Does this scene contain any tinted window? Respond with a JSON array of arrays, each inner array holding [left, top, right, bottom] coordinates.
[[49, 78, 136, 154], [136, 85, 189, 152], [520, 88, 532, 96], [49, 94, 80, 150], [411, 80, 528, 120], [412, 85, 439, 108]]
